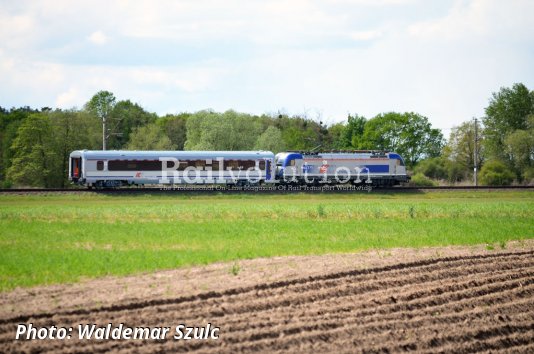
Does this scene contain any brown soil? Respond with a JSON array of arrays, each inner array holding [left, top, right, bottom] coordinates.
[[1, 241, 533, 353]]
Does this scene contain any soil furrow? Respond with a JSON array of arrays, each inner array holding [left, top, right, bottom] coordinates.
[[1, 248, 532, 353], [1, 250, 531, 326]]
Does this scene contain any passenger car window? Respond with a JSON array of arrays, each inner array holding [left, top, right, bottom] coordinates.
[[97, 161, 104, 171]]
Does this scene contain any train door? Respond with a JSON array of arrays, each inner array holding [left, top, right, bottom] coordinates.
[[265, 160, 271, 181], [71, 157, 82, 180]]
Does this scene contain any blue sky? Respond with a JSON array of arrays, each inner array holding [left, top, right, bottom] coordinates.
[[1, 0, 533, 133]]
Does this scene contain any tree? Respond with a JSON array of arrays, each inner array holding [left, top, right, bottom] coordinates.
[[361, 112, 444, 166], [504, 128, 533, 180], [158, 113, 189, 150], [479, 160, 515, 186], [85, 91, 116, 150], [442, 121, 483, 182], [344, 114, 366, 149], [108, 100, 158, 149], [361, 113, 404, 151], [48, 109, 101, 187], [483, 83, 533, 160], [184, 110, 263, 150], [7, 114, 57, 187], [254, 126, 286, 153], [126, 124, 176, 150], [326, 122, 346, 150], [266, 113, 326, 151], [0, 107, 39, 185]]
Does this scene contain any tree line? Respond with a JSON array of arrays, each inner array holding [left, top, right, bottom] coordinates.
[[0, 83, 532, 188]]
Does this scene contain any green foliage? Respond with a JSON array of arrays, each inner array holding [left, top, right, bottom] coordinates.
[[361, 112, 403, 151], [84, 92, 158, 150], [409, 173, 438, 187], [185, 110, 263, 150], [483, 83, 533, 160], [48, 109, 102, 187], [523, 167, 534, 185], [158, 113, 189, 150], [442, 121, 483, 182], [408, 206, 415, 218], [362, 112, 443, 166], [275, 115, 326, 151], [254, 126, 286, 153], [0, 107, 38, 184], [479, 160, 515, 186], [445, 161, 465, 184], [317, 204, 326, 218], [326, 122, 346, 150], [85, 91, 116, 122], [504, 128, 533, 179], [338, 114, 366, 149], [1, 108, 102, 188], [108, 100, 158, 149], [85, 92, 115, 129], [127, 124, 177, 150], [230, 263, 241, 276], [6, 113, 58, 187], [414, 157, 448, 180]]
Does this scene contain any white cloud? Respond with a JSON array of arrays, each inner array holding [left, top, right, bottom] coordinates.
[[0, 12, 35, 51], [87, 31, 108, 45], [0, 0, 533, 132], [408, 0, 534, 41], [349, 29, 383, 41], [326, 0, 416, 5], [55, 87, 82, 108]]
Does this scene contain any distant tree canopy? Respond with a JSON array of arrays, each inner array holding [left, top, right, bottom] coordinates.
[[440, 121, 483, 183], [254, 126, 286, 153], [335, 112, 444, 167], [184, 110, 263, 150], [7, 113, 55, 187], [414, 82, 533, 185], [127, 124, 176, 150], [483, 83, 533, 159], [1, 83, 532, 188], [482, 83, 534, 182]]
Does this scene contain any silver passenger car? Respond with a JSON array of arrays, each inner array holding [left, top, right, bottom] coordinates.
[[69, 150, 276, 188]]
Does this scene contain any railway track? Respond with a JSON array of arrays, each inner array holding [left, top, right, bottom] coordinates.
[[0, 185, 533, 194]]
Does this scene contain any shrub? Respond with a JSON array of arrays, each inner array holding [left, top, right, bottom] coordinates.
[[479, 160, 515, 186], [317, 205, 326, 218], [409, 173, 437, 187], [415, 157, 447, 180], [446, 161, 465, 183], [230, 263, 241, 276], [522, 167, 534, 185]]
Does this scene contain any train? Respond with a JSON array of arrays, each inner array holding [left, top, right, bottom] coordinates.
[[69, 150, 409, 188]]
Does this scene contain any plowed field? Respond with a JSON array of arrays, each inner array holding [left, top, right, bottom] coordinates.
[[1, 248, 533, 353]]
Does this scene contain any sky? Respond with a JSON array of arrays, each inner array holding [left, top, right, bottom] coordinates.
[[1, 0, 533, 133]]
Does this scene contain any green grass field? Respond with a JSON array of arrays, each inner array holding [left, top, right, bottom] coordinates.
[[0, 191, 533, 291]]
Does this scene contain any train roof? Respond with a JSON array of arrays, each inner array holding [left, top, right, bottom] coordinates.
[[70, 150, 275, 159], [275, 151, 401, 160]]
